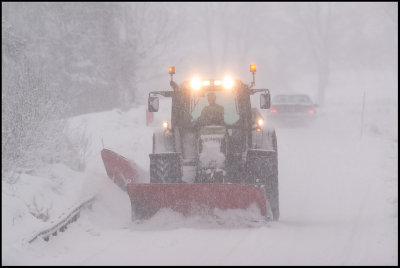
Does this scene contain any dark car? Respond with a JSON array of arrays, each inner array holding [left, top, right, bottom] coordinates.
[[267, 94, 317, 126]]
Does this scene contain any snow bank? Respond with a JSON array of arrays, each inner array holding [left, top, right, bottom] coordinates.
[[2, 164, 85, 255], [2, 104, 158, 261]]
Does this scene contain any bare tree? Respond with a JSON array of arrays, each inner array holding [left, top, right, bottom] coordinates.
[[294, 2, 332, 105], [104, 3, 181, 110], [2, 17, 79, 178]]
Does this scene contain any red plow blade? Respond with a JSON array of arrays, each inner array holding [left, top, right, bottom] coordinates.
[[101, 149, 140, 190], [127, 183, 267, 220], [101, 149, 269, 221]]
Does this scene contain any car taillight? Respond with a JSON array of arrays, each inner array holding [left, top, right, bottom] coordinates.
[[270, 109, 277, 113], [307, 109, 315, 114]]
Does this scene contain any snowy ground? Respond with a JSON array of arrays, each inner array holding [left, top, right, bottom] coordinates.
[[2, 72, 398, 265]]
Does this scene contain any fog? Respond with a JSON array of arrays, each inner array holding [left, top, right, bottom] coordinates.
[[2, 2, 398, 265], [2, 2, 397, 110]]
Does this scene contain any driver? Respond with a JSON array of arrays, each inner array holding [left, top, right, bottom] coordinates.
[[196, 92, 224, 126]]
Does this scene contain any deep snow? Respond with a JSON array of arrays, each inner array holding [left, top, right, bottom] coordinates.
[[2, 71, 398, 265]]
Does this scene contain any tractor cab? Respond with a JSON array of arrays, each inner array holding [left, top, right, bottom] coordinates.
[[147, 66, 273, 184]]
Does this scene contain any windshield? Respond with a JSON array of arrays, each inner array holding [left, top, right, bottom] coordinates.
[[273, 94, 312, 104], [190, 90, 240, 125]]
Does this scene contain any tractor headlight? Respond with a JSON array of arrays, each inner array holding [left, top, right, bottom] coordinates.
[[223, 77, 234, 89], [256, 118, 263, 132], [190, 77, 202, 90], [162, 121, 169, 129], [162, 121, 170, 133], [214, 80, 222, 86]]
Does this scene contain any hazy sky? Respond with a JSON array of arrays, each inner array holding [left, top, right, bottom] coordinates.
[[2, 2, 398, 107]]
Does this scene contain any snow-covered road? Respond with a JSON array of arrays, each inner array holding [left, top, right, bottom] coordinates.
[[3, 102, 397, 265]]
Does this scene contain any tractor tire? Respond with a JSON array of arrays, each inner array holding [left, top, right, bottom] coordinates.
[[270, 128, 278, 152], [149, 153, 182, 183], [246, 149, 279, 221], [265, 153, 279, 221]]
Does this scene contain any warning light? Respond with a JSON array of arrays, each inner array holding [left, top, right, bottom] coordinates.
[[250, 64, 256, 73], [169, 66, 175, 74]]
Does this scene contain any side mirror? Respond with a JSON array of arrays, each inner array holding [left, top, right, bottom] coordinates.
[[148, 96, 159, 112], [260, 93, 271, 109]]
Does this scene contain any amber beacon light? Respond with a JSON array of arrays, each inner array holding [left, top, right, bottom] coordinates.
[[250, 64, 256, 73], [169, 66, 175, 82], [250, 64, 256, 87]]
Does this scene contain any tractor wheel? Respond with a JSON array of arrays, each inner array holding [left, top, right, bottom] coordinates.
[[149, 153, 182, 183], [264, 152, 279, 221], [246, 149, 279, 221]]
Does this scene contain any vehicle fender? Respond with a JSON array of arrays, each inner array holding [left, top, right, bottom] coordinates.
[[153, 129, 175, 153], [251, 126, 277, 152]]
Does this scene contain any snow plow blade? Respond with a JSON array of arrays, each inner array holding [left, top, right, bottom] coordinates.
[[127, 183, 268, 220], [101, 148, 140, 190]]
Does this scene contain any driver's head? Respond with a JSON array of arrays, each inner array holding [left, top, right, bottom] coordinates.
[[207, 92, 216, 105]]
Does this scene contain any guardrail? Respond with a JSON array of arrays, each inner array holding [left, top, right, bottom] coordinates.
[[28, 195, 96, 243]]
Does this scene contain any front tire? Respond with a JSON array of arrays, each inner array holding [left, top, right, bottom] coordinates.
[[246, 149, 279, 221], [265, 153, 279, 220], [149, 153, 182, 183]]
